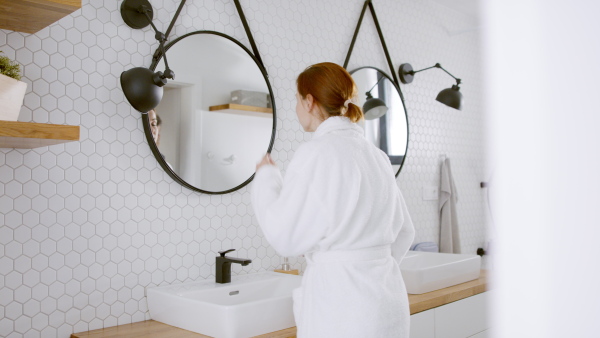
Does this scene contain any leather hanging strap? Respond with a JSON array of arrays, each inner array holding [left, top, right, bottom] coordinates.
[[343, 0, 400, 90], [233, 0, 267, 76]]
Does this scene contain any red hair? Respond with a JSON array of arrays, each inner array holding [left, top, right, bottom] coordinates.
[[297, 62, 363, 123]]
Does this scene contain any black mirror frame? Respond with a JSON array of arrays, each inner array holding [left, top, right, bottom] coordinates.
[[349, 66, 409, 176], [143, 30, 277, 195]]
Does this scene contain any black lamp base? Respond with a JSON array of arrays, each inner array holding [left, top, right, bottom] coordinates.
[[120, 0, 153, 29], [398, 63, 414, 84]]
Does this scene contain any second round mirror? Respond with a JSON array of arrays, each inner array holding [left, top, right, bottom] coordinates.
[[350, 67, 409, 176]]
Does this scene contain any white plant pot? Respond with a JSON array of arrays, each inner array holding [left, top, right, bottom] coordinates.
[[0, 73, 27, 121]]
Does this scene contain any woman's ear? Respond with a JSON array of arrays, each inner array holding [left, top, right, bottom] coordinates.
[[305, 93, 315, 112]]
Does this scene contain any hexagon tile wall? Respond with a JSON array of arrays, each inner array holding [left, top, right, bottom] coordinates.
[[0, 0, 486, 336]]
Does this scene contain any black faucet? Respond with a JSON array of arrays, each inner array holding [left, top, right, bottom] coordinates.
[[215, 249, 252, 284]]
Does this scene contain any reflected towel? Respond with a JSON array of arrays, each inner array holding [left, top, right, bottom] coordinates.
[[439, 158, 461, 253]]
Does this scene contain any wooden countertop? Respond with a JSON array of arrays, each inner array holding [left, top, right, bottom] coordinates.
[[70, 323, 296, 338], [408, 269, 489, 315], [72, 270, 489, 338]]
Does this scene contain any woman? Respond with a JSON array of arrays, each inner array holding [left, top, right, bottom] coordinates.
[[148, 109, 162, 147], [251, 62, 415, 337]]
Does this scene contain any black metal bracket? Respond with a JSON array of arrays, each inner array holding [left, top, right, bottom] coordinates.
[[120, 0, 154, 29], [399, 62, 461, 86], [120, 0, 187, 62], [343, 0, 400, 89], [121, 0, 182, 85]]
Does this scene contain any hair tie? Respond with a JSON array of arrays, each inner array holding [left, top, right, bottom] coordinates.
[[341, 99, 354, 115]]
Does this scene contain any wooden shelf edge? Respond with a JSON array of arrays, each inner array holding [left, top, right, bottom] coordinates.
[[0, 0, 81, 34], [209, 103, 273, 114], [0, 120, 80, 149]]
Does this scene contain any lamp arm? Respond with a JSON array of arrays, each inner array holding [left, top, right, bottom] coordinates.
[[156, 38, 174, 80], [140, 8, 174, 81], [367, 75, 384, 94], [139, 6, 161, 36], [435, 64, 461, 84], [410, 65, 438, 74], [410, 63, 462, 84]]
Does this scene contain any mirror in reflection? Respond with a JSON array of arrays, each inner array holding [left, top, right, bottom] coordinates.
[[146, 31, 276, 194], [350, 67, 409, 176]]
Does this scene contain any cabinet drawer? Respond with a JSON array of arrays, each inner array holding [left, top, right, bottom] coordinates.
[[434, 292, 492, 338], [410, 309, 435, 338]]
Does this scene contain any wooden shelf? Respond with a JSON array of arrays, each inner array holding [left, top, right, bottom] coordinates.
[[0, 0, 81, 34], [209, 103, 273, 114], [0, 120, 80, 149]]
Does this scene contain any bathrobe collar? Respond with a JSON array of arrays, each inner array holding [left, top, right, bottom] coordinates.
[[313, 116, 364, 139]]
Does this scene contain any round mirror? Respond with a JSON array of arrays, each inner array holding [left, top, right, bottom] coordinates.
[[350, 67, 409, 176], [144, 31, 276, 194]]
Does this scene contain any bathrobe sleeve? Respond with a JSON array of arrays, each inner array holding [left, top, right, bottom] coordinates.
[[251, 145, 337, 257], [391, 188, 415, 262]]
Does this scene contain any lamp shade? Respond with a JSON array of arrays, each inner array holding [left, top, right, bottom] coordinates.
[[120, 67, 164, 112], [436, 84, 463, 110], [363, 96, 388, 120]]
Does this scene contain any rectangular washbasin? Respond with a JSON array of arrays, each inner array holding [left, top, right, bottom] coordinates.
[[147, 271, 302, 338], [400, 251, 481, 294]]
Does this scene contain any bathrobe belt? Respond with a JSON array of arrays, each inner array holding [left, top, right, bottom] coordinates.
[[305, 245, 392, 264]]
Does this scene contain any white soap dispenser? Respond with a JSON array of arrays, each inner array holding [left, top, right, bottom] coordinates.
[[274, 257, 299, 275]]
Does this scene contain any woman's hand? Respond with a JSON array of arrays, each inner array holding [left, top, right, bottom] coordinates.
[[256, 153, 276, 171]]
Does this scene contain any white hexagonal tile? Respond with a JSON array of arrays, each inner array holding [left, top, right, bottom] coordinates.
[[0, 0, 489, 334]]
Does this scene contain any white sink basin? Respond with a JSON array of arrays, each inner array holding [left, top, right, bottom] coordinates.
[[147, 271, 302, 338], [400, 251, 481, 294]]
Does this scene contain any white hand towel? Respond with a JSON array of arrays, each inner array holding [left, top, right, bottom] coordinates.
[[439, 158, 461, 253]]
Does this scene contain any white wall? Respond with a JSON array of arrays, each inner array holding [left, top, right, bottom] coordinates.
[[483, 0, 600, 336], [199, 110, 272, 192], [0, 0, 485, 336]]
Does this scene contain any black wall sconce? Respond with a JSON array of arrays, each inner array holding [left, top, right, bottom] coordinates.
[[398, 63, 463, 110], [363, 74, 389, 120], [120, 0, 186, 113]]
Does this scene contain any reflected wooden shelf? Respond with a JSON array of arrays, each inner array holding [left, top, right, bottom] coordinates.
[[0, 0, 81, 34], [0, 120, 80, 149], [209, 103, 273, 114]]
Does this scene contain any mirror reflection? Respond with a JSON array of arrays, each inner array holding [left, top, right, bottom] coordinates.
[[147, 31, 275, 193], [350, 67, 409, 175]]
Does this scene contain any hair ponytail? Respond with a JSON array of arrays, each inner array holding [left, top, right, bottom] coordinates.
[[297, 62, 364, 123], [345, 102, 363, 123]]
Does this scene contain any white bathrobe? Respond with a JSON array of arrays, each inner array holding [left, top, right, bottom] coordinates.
[[251, 116, 415, 338]]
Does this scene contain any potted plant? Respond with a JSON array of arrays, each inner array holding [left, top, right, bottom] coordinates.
[[0, 51, 27, 121]]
